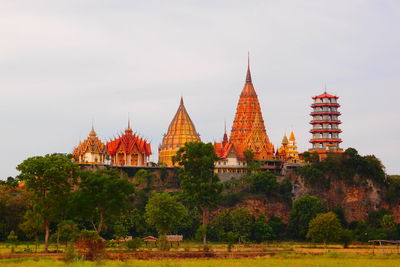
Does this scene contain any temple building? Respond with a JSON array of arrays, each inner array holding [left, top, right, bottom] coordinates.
[[214, 124, 247, 178], [158, 97, 201, 166], [107, 122, 152, 167], [277, 131, 300, 163], [228, 58, 274, 160], [309, 91, 343, 157], [72, 127, 107, 164]]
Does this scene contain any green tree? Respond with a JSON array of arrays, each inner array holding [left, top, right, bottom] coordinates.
[[243, 149, 261, 173], [307, 212, 343, 246], [252, 215, 274, 242], [16, 154, 77, 252], [173, 142, 223, 244], [230, 208, 254, 243], [19, 209, 42, 252], [288, 195, 326, 239], [249, 171, 278, 195], [71, 169, 135, 234], [56, 220, 79, 248], [7, 231, 18, 253], [145, 192, 187, 249]]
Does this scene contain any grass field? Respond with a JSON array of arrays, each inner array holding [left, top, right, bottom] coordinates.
[[2, 242, 400, 266], [1, 255, 400, 267]]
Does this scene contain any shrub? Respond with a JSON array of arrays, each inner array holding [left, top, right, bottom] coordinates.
[[126, 238, 142, 251], [75, 230, 105, 261]]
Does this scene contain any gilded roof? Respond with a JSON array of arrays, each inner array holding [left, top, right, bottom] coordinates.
[[159, 97, 201, 149], [73, 127, 106, 158]]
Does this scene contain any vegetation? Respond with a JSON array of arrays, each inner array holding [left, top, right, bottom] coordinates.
[[0, 145, 398, 254], [288, 195, 326, 240], [307, 212, 343, 245], [16, 154, 78, 252], [173, 142, 223, 244], [145, 192, 187, 249]]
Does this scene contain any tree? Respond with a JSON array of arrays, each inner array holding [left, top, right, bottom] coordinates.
[[230, 208, 253, 243], [19, 209, 43, 252], [145, 192, 187, 249], [71, 169, 134, 234], [249, 171, 278, 195], [173, 142, 223, 245], [307, 212, 342, 246], [56, 220, 79, 248], [252, 215, 274, 242], [243, 149, 261, 173], [16, 154, 77, 252], [288, 195, 326, 239]]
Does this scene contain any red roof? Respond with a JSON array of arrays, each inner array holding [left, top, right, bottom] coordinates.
[[107, 128, 152, 156], [312, 93, 338, 99]]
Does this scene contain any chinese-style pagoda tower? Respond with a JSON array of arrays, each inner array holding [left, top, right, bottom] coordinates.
[[107, 121, 152, 167], [309, 91, 343, 154], [73, 126, 107, 164], [158, 97, 201, 166], [229, 57, 274, 160]]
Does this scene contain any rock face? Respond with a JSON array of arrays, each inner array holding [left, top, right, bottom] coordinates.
[[227, 171, 399, 223]]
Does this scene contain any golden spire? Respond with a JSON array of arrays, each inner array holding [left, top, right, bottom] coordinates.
[[159, 97, 201, 166], [282, 134, 289, 145], [289, 131, 296, 141]]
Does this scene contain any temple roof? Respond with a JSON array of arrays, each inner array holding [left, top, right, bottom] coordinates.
[[107, 123, 151, 156], [281, 134, 289, 145], [73, 127, 106, 158], [313, 92, 338, 99], [229, 58, 274, 159], [289, 131, 296, 141], [159, 97, 201, 149]]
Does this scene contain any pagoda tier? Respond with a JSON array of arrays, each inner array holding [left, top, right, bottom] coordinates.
[[309, 91, 343, 153], [277, 131, 300, 163], [228, 59, 274, 160], [107, 122, 151, 167], [73, 127, 107, 164], [158, 97, 201, 166]]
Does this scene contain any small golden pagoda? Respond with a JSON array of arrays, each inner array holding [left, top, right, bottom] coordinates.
[[158, 97, 201, 166], [73, 127, 107, 164], [277, 131, 300, 162]]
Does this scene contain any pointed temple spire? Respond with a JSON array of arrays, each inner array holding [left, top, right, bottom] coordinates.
[[230, 56, 274, 160], [159, 97, 201, 166], [246, 52, 252, 84]]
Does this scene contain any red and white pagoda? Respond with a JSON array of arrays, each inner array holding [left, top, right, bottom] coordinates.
[[309, 91, 343, 155]]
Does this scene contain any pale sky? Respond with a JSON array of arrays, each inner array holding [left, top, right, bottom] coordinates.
[[1, 0, 399, 178]]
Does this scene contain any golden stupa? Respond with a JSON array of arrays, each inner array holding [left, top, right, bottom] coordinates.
[[158, 97, 201, 166]]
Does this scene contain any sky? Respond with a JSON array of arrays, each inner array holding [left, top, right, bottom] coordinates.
[[0, 0, 399, 178]]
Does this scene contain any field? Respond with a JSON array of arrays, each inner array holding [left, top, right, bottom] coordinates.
[[1, 256, 400, 267], [1, 242, 400, 267]]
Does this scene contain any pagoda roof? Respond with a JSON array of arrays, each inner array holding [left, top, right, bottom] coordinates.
[[73, 127, 106, 158], [160, 97, 201, 148], [312, 92, 339, 99], [107, 125, 152, 156]]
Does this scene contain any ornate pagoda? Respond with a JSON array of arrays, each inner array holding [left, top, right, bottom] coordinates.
[[72, 127, 107, 164], [277, 131, 300, 163], [107, 121, 152, 167], [309, 91, 343, 155], [158, 97, 201, 166], [229, 58, 274, 160]]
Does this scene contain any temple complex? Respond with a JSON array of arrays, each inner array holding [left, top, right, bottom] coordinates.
[[72, 127, 107, 164], [106, 122, 152, 167], [158, 97, 201, 166], [309, 91, 343, 158], [228, 59, 274, 160]]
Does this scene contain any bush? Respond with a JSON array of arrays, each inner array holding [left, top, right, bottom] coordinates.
[[63, 244, 78, 262], [75, 230, 105, 261], [125, 238, 142, 251]]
